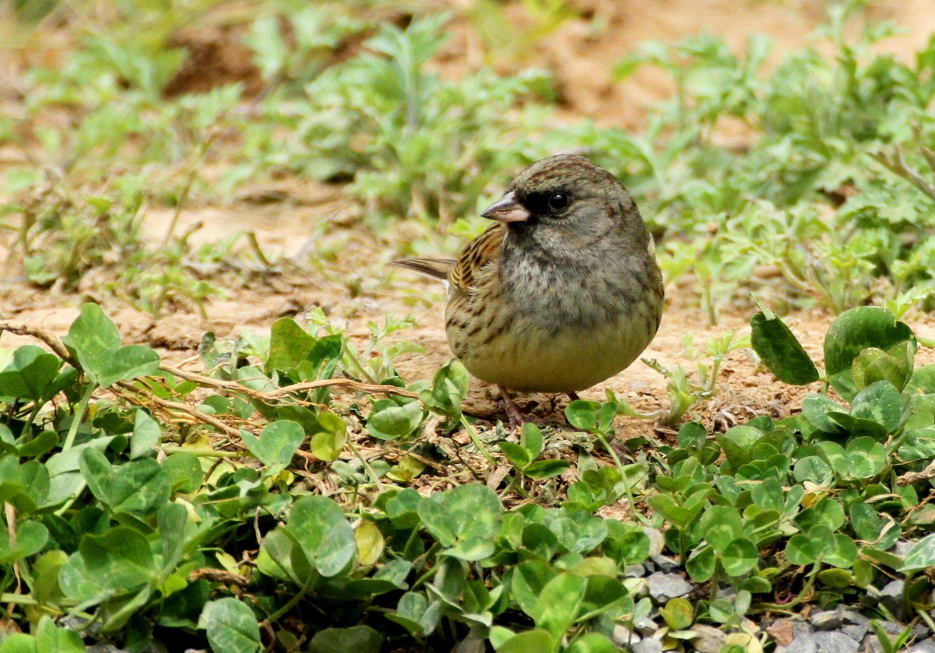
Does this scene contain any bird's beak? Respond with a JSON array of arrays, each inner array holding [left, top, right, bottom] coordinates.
[[481, 191, 531, 223]]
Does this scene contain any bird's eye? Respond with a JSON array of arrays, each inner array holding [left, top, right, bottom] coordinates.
[[548, 193, 569, 211]]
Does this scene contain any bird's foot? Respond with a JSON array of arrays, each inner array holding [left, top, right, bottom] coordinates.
[[498, 385, 526, 431]]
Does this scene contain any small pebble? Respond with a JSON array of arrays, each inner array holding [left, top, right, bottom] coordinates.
[[812, 631, 858, 653], [633, 638, 663, 653], [642, 527, 664, 557], [879, 580, 905, 618], [625, 563, 646, 578], [646, 571, 693, 602], [612, 624, 641, 647], [650, 554, 679, 572], [810, 610, 844, 630], [692, 624, 727, 653]]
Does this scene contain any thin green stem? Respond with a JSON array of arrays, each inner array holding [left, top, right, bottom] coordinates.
[[62, 382, 97, 452], [460, 415, 497, 469], [346, 439, 385, 492]]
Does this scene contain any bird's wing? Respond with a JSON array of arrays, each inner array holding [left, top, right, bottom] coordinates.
[[449, 224, 504, 294], [388, 258, 456, 281]]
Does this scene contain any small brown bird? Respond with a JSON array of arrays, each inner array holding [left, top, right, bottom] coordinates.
[[392, 154, 664, 427]]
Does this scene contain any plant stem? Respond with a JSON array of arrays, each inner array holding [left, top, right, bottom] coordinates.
[[62, 382, 96, 452]]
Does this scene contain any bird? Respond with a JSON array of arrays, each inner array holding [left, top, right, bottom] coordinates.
[[391, 154, 664, 428]]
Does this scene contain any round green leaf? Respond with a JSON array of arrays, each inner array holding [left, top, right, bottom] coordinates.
[[308, 626, 382, 653], [844, 437, 887, 479], [901, 533, 935, 572], [367, 399, 423, 440], [200, 598, 261, 653], [685, 545, 716, 582], [720, 538, 759, 576]]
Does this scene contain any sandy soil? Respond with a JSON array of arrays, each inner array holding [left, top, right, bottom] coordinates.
[[3, 0, 935, 435]]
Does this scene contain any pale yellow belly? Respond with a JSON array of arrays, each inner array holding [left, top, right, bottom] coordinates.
[[454, 318, 654, 393]]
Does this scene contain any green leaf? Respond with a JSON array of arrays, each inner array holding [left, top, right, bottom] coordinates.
[[565, 400, 615, 434], [240, 420, 305, 468], [310, 411, 347, 462], [367, 399, 423, 440], [35, 615, 84, 653], [785, 534, 816, 565], [496, 630, 555, 653], [130, 409, 162, 459], [524, 459, 571, 480], [499, 441, 531, 469], [824, 307, 913, 401], [824, 533, 858, 568], [685, 545, 716, 582], [659, 597, 693, 629], [751, 311, 819, 384], [418, 484, 502, 561], [0, 347, 62, 401], [850, 503, 900, 549], [720, 538, 759, 576], [200, 598, 261, 653], [520, 422, 543, 459], [308, 626, 382, 653], [702, 506, 743, 551], [511, 561, 557, 618], [533, 573, 586, 639], [901, 533, 935, 572], [849, 381, 903, 434], [419, 359, 469, 419], [852, 345, 914, 392], [79, 527, 158, 591], [565, 633, 621, 653], [0, 520, 48, 564], [62, 304, 159, 388], [79, 449, 170, 514], [284, 496, 357, 577], [802, 393, 847, 434], [843, 436, 887, 479], [267, 318, 318, 374]]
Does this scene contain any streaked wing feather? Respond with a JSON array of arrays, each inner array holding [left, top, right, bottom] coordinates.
[[450, 225, 504, 294]]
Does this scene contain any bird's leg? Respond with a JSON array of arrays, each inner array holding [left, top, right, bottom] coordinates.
[[567, 391, 581, 402], [497, 385, 526, 430]]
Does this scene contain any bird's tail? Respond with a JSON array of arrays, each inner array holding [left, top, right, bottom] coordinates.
[[388, 258, 456, 282]]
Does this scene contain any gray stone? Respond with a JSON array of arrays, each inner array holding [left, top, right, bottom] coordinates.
[[633, 638, 663, 653], [786, 633, 818, 653], [793, 618, 816, 639], [452, 632, 485, 653], [908, 638, 935, 653], [643, 527, 665, 557], [625, 563, 646, 577], [650, 554, 680, 572], [633, 615, 659, 637], [646, 571, 693, 602], [861, 633, 884, 653], [879, 580, 905, 617], [877, 620, 905, 635], [914, 623, 932, 640], [839, 609, 870, 627], [842, 624, 869, 643], [612, 624, 641, 647], [811, 610, 844, 630], [813, 631, 859, 653], [892, 540, 915, 557], [691, 624, 727, 653]]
